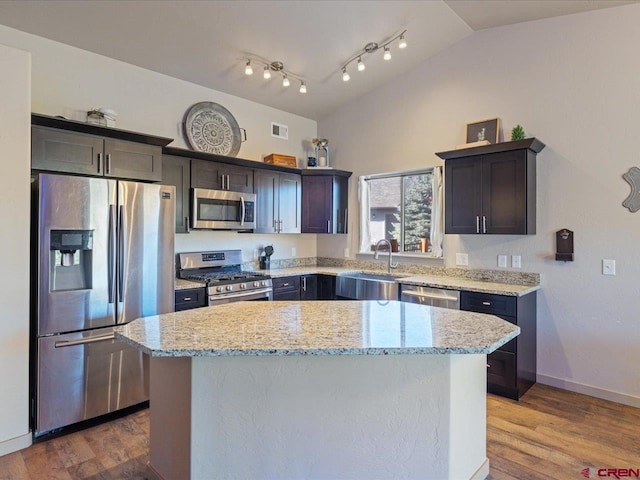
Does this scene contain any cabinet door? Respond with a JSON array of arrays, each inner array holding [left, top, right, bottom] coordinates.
[[191, 159, 224, 189], [444, 156, 482, 234], [279, 173, 302, 234], [317, 275, 336, 300], [175, 287, 206, 311], [254, 170, 278, 233], [104, 139, 162, 181], [482, 151, 528, 234], [224, 164, 254, 193], [32, 126, 103, 176], [333, 176, 349, 234], [162, 155, 191, 234], [300, 275, 318, 300], [302, 176, 332, 233]]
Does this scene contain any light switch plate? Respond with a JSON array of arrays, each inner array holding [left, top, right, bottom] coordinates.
[[344, 248, 349, 258], [603, 259, 616, 275], [498, 255, 507, 268], [291, 247, 297, 257], [512, 255, 522, 268], [456, 253, 469, 266]]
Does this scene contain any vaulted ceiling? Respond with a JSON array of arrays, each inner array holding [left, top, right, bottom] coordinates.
[[0, 0, 635, 120]]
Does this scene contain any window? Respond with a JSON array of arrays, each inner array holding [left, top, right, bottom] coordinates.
[[359, 167, 443, 258]]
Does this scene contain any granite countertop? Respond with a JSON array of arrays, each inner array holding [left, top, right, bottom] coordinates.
[[396, 275, 539, 296], [115, 300, 519, 358], [263, 267, 539, 296], [175, 278, 205, 290]]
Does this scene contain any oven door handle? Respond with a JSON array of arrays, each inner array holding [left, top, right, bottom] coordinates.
[[209, 287, 272, 304]]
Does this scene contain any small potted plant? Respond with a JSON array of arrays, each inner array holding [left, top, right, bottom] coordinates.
[[510, 125, 526, 141]]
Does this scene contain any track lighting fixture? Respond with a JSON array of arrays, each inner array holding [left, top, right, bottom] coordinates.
[[242, 59, 307, 94], [340, 29, 407, 83]]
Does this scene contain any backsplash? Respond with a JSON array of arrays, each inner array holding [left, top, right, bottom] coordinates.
[[244, 256, 540, 286]]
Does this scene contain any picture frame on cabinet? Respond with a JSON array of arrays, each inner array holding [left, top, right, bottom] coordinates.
[[466, 118, 500, 144]]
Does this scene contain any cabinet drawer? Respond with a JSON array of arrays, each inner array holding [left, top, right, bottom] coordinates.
[[461, 291, 516, 317], [175, 288, 206, 311], [487, 350, 516, 389], [273, 290, 301, 301], [273, 276, 300, 292]]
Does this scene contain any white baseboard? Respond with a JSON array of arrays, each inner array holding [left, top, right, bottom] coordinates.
[[471, 458, 490, 480], [0, 432, 32, 457], [537, 374, 640, 408]]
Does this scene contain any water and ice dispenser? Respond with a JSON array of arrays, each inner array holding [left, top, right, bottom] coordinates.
[[49, 229, 93, 291]]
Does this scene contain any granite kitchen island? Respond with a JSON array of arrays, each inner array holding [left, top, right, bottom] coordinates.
[[115, 300, 519, 480]]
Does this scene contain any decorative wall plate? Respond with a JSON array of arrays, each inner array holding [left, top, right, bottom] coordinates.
[[184, 102, 243, 157], [623, 167, 640, 212]]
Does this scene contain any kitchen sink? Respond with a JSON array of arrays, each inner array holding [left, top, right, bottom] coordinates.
[[335, 272, 400, 300]]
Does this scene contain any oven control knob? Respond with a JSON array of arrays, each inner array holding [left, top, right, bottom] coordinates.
[[253, 281, 259, 287], [261, 280, 267, 286], [240, 283, 246, 289], [226, 285, 233, 291], [216, 286, 223, 293]]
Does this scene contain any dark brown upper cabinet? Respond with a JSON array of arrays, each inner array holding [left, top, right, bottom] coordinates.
[[31, 114, 171, 182], [190, 159, 253, 193], [437, 138, 545, 235], [301, 172, 350, 234]]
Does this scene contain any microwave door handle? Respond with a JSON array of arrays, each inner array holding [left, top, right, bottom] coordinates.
[[107, 204, 116, 303], [240, 196, 246, 226]]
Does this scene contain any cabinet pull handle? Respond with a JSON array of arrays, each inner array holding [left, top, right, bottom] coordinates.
[[482, 216, 487, 234], [482, 301, 491, 306], [183, 297, 192, 301], [97, 153, 102, 174], [278, 219, 282, 233], [106, 154, 111, 174], [283, 282, 290, 287], [185, 216, 190, 233], [226, 175, 230, 190], [344, 209, 348, 233], [476, 216, 480, 234], [221, 174, 226, 190], [302, 277, 307, 291], [327, 220, 331, 233]]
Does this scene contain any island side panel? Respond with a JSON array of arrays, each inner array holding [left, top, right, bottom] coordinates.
[[147, 357, 192, 480], [190, 354, 488, 480]]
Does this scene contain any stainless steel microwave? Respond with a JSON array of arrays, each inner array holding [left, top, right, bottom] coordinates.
[[191, 188, 256, 230]]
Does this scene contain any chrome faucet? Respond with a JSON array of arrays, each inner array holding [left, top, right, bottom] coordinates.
[[373, 239, 398, 273]]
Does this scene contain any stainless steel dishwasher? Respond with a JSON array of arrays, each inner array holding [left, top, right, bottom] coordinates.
[[399, 284, 460, 309]]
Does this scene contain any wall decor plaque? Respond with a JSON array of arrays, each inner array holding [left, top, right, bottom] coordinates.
[[184, 102, 245, 156], [623, 166, 640, 212]]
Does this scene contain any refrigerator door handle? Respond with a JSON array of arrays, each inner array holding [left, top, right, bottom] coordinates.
[[117, 205, 125, 301], [55, 333, 115, 348], [108, 204, 116, 303]]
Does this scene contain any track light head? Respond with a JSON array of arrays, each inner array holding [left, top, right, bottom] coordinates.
[[357, 57, 365, 72], [244, 60, 253, 75], [342, 68, 350, 82], [383, 46, 391, 61]]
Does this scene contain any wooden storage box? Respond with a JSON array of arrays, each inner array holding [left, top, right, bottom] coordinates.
[[264, 153, 297, 167]]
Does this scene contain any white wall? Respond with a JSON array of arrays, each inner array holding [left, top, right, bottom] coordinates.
[[319, 4, 640, 406], [0, 44, 31, 454], [0, 24, 318, 259]]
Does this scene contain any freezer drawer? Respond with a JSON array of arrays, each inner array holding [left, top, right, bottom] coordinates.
[[35, 327, 148, 437]]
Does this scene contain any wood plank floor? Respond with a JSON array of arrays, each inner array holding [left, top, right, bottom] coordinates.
[[1, 384, 638, 479]]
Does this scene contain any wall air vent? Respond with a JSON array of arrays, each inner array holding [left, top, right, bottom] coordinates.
[[271, 122, 288, 140]]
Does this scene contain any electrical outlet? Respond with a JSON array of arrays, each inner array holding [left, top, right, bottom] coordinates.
[[344, 248, 350, 258], [253, 248, 260, 260], [456, 253, 469, 266], [291, 247, 296, 257], [498, 255, 507, 268], [603, 259, 616, 275], [512, 255, 522, 269]]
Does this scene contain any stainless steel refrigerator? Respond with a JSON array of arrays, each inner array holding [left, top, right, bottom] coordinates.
[[32, 173, 175, 437]]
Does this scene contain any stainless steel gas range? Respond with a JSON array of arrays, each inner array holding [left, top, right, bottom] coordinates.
[[178, 250, 272, 305]]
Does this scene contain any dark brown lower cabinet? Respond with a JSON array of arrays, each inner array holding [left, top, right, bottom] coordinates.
[[460, 290, 537, 400], [300, 275, 317, 300], [175, 287, 207, 311], [272, 276, 301, 301]]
